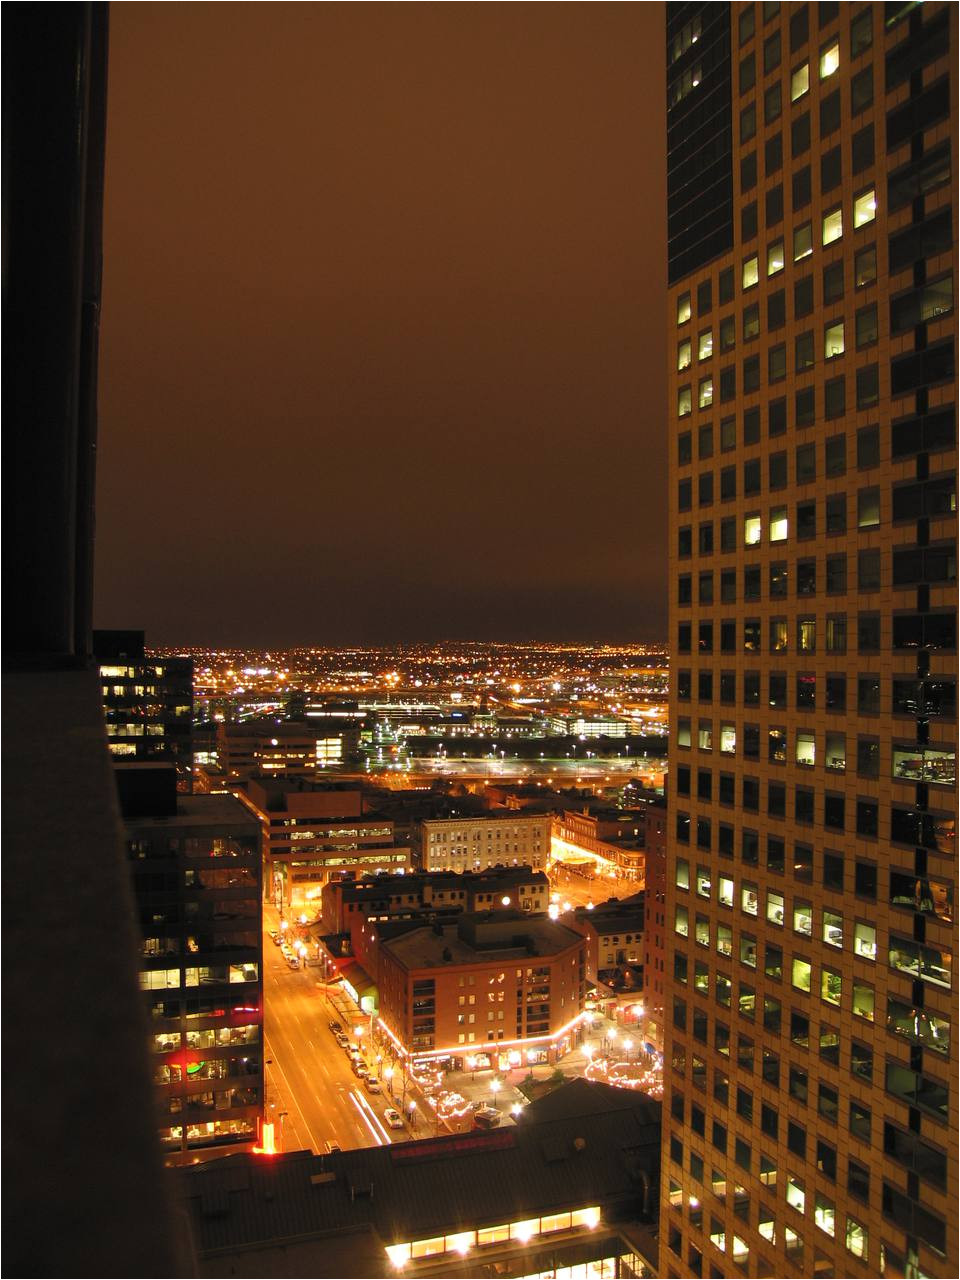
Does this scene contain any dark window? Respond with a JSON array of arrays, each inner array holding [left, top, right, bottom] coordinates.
[[819, 89, 840, 136], [794, 274, 813, 317], [764, 132, 783, 176], [820, 145, 841, 193], [823, 260, 844, 304], [851, 66, 872, 114], [792, 164, 811, 210], [792, 112, 810, 157], [857, 365, 879, 409], [824, 375, 845, 418], [852, 124, 874, 174]]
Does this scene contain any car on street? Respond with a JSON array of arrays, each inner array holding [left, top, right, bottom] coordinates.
[[328, 1020, 342, 1034], [324, 1140, 341, 1154], [269, 930, 280, 944], [335, 1033, 350, 1048], [286, 954, 300, 969], [351, 1058, 367, 1076], [363, 1076, 382, 1093], [383, 1108, 404, 1129]]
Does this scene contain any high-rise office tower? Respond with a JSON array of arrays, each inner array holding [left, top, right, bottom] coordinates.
[[663, 4, 956, 1277], [94, 629, 194, 787]]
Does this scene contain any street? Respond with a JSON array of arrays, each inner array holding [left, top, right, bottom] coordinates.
[[262, 917, 410, 1155]]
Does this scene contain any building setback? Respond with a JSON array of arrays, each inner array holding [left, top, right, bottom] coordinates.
[[663, 5, 956, 1279]]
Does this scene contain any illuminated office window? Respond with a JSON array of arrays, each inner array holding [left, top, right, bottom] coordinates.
[[819, 40, 839, 79], [822, 207, 842, 245], [853, 187, 876, 228]]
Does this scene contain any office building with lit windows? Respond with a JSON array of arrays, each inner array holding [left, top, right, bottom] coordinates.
[[664, 3, 956, 1278], [117, 764, 264, 1165], [94, 629, 193, 785]]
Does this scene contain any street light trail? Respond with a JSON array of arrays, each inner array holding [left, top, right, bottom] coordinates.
[[349, 1092, 385, 1145], [352, 1089, 393, 1144]]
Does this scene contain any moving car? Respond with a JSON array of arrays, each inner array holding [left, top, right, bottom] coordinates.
[[383, 1108, 404, 1129], [269, 930, 280, 945]]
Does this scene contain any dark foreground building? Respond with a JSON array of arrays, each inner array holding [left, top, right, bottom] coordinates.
[[176, 1078, 660, 1278]]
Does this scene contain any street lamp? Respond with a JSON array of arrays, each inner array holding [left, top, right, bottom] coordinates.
[[490, 1078, 501, 1110], [384, 1066, 395, 1098], [408, 1101, 417, 1130]]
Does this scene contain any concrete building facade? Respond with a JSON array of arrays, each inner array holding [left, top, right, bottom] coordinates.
[[415, 813, 551, 873], [663, 4, 956, 1278]]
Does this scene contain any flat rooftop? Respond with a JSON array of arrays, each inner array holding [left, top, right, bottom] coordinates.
[[382, 913, 583, 968], [126, 791, 259, 829]]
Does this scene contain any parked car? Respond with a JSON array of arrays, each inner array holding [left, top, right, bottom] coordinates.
[[335, 1033, 350, 1048], [351, 1059, 367, 1076], [473, 1106, 501, 1129], [383, 1108, 404, 1130], [286, 954, 300, 970], [269, 930, 280, 944], [364, 1076, 382, 1094], [328, 1020, 343, 1034]]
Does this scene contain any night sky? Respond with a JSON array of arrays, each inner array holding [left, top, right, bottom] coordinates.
[[94, 3, 667, 647]]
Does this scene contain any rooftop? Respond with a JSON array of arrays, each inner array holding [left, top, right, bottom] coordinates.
[[382, 911, 583, 969], [177, 1080, 661, 1273]]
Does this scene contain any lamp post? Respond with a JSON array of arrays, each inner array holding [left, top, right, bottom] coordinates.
[[408, 1100, 417, 1131], [384, 1066, 395, 1099], [491, 1077, 501, 1111]]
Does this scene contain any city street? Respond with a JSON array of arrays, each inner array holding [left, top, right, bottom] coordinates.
[[262, 919, 410, 1156]]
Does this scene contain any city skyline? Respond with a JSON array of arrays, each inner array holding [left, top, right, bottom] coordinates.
[[94, 3, 669, 647]]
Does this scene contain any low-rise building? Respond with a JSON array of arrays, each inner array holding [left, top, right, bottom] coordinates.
[[567, 895, 645, 1011], [377, 911, 587, 1070], [415, 813, 551, 873], [320, 865, 550, 934], [553, 806, 647, 881], [175, 1078, 661, 1279]]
